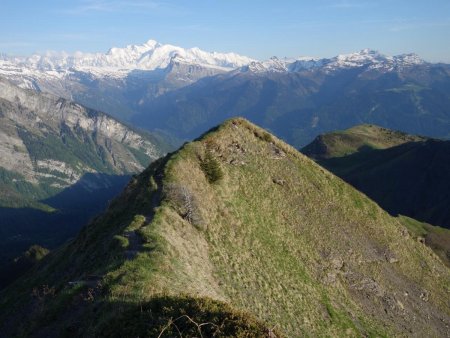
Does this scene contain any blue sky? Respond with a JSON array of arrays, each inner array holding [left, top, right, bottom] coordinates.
[[1, 0, 450, 62]]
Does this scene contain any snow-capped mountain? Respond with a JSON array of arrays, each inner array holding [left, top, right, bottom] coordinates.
[[0, 40, 430, 122], [0, 40, 427, 81], [240, 56, 289, 73], [320, 49, 426, 71], [1, 39, 255, 75], [238, 49, 426, 74], [0, 39, 256, 119]]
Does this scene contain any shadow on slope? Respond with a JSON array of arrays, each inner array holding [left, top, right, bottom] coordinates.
[[96, 296, 279, 338], [313, 139, 450, 229], [0, 173, 131, 288]]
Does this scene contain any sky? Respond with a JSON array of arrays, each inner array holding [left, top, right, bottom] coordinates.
[[1, 0, 450, 62]]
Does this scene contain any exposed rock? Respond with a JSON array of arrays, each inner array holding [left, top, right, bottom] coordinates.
[[271, 144, 286, 159], [384, 249, 399, 264], [272, 178, 286, 186], [420, 290, 429, 302], [331, 257, 344, 270]]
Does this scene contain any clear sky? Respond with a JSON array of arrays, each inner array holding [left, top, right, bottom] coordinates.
[[1, 0, 450, 62]]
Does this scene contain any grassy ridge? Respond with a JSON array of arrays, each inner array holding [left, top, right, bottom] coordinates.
[[1, 119, 449, 337], [301, 124, 427, 160], [302, 125, 450, 264], [302, 125, 450, 268]]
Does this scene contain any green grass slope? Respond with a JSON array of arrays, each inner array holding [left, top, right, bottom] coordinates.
[[301, 124, 427, 160], [302, 125, 450, 267], [1, 118, 449, 337], [302, 125, 450, 230]]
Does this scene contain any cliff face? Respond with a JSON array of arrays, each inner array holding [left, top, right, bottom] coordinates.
[[0, 77, 164, 188]]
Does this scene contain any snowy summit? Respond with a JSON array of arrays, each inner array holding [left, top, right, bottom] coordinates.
[[0, 39, 255, 75]]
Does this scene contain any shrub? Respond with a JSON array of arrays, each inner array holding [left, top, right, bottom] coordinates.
[[23, 245, 50, 262], [164, 184, 204, 229], [200, 150, 223, 183], [255, 130, 273, 143], [113, 235, 129, 249]]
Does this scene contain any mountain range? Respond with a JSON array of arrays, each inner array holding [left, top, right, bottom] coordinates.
[[0, 43, 424, 82], [0, 39, 254, 120], [2, 40, 449, 149], [130, 49, 450, 147], [1, 119, 448, 337]]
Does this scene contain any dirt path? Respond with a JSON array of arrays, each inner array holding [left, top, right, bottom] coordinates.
[[124, 169, 164, 260], [124, 231, 142, 259]]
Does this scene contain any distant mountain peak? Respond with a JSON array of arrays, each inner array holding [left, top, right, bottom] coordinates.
[[143, 39, 159, 47], [237, 48, 428, 74], [2, 39, 255, 75], [394, 52, 425, 65], [0, 40, 430, 81]]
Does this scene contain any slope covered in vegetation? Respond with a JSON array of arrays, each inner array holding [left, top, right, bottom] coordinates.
[[302, 125, 450, 230], [1, 119, 449, 337], [301, 124, 427, 160]]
